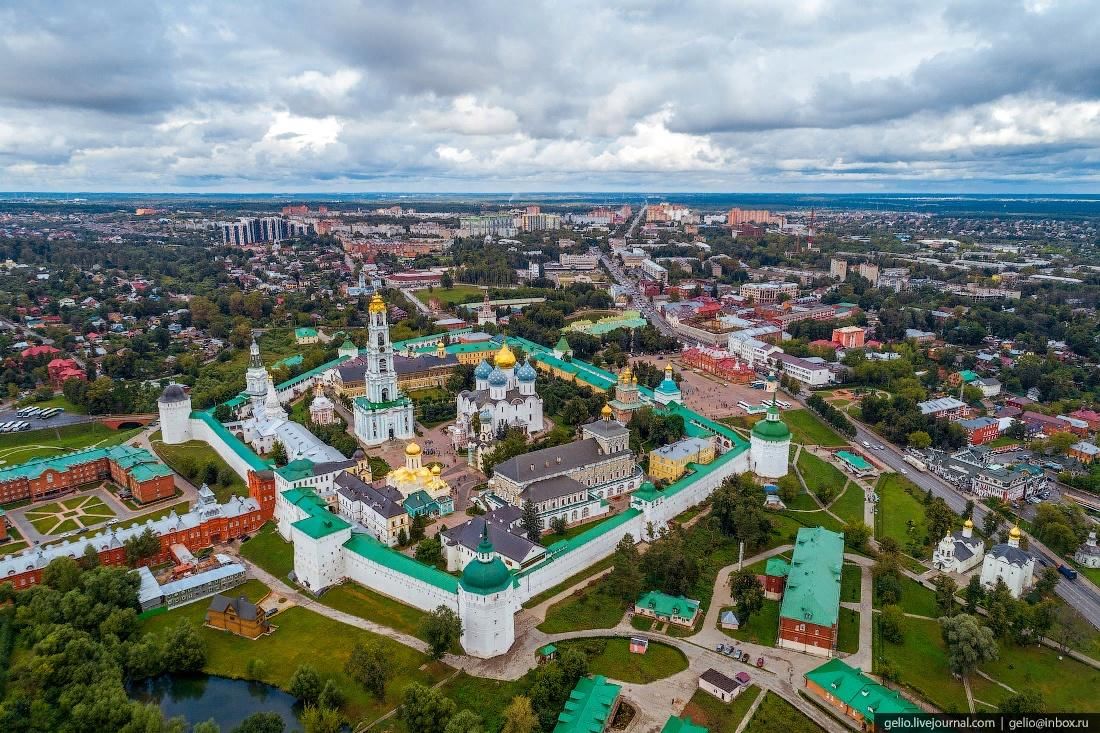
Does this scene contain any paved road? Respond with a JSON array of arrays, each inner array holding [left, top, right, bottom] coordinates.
[[599, 250, 677, 339]]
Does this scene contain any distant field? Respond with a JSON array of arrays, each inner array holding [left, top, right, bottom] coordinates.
[[721, 409, 846, 447], [415, 285, 484, 306]]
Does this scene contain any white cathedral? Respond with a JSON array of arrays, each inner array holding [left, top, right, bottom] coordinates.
[[352, 294, 416, 446], [455, 341, 544, 439]]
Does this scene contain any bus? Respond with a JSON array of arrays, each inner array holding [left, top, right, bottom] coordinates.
[[777, 400, 792, 409], [38, 408, 61, 419], [736, 401, 752, 411], [903, 455, 926, 472]]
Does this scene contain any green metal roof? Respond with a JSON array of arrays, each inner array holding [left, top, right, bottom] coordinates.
[[274, 354, 304, 370], [554, 336, 571, 353], [295, 327, 318, 338], [344, 533, 459, 593], [805, 658, 919, 723], [958, 370, 979, 383], [779, 527, 844, 628], [553, 675, 622, 733], [275, 459, 315, 483], [836, 451, 871, 470], [461, 525, 514, 594], [765, 557, 790, 577], [403, 489, 435, 512], [539, 644, 558, 656], [354, 396, 413, 413], [129, 462, 174, 482], [194, 410, 270, 472], [284, 486, 352, 539], [0, 443, 169, 484], [751, 409, 791, 442], [635, 590, 700, 619], [661, 716, 708, 733]]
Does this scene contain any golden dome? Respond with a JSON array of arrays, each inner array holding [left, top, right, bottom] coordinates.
[[620, 367, 632, 383], [495, 341, 517, 368], [404, 442, 422, 456], [368, 293, 386, 314], [431, 464, 441, 475], [1009, 524, 1022, 539], [964, 518, 974, 529], [601, 403, 613, 417]]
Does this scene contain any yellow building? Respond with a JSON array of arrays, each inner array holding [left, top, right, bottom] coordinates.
[[387, 442, 452, 501], [648, 436, 716, 482]]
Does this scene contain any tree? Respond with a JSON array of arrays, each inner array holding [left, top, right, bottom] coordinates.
[[940, 614, 999, 678], [521, 500, 542, 543], [162, 620, 207, 672], [400, 682, 457, 733], [231, 713, 285, 733], [1052, 604, 1090, 653], [907, 430, 932, 449], [549, 516, 567, 535], [346, 640, 389, 698], [964, 575, 984, 615], [42, 556, 83, 593], [415, 537, 443, 565], [270, 440, 288, 467], [1000, 690, 1044, 713], [80, 543, 101, 570], [985, 579, 1016, 640], [288, 664, 323, 705], [879, 604, 906, 643], [397, 527, 409, 547], [317, 679, 346, 711], [501, 697, 538, 733], [1032, 567, 1061, 600], [925, 499, 955, 545], [193, 721, 221, 733], [420, 605, 462, 660], [444, 709, 482, 733], [933, 575, 958, 617], [845, 522, 872, 552], [729, 569, 764, 624], [605, 534, 643, 606], [124, 527, 162, 566], [301, 705, 344, 733]]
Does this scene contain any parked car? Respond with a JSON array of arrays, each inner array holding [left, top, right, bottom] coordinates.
[[755, 657, 765, 668], [1058, 564, 1079, 581]]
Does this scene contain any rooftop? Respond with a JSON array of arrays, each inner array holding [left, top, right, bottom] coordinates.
[[779, 526, 844, 628]]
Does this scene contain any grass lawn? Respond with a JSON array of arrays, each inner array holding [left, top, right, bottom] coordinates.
[[973, 644, 1100, 712], [720, 600, 779, 647], [836, 608, 860, 653], [873, 574, 940, 617], [682, 686, 762, 733], [538, 583, 626, 633], [796, 452, 847, 502], [743, 692, 823, 733], [875, 473, 930, 554], [18, 394, 88, 414], [777, 508, 846, 536], [318, 581, 432, 641], [415, 285, 484, 306], [0, 541, 28, 556], [557, 637, 688, 684], [432, 672, 529, 733], [840, 564, 862, 603], [875, 616, 969, 712], [0, 423, 141, 465], [630, 615, 654, 632], [829, 482, 865, 526], [522, 555, 614, 609], [783, 409, 847, 447], [141, 580, 450, 724], [240, 522, 295, 580], [138, 500, 193, 523], [544, 514, 615, 544], [150, 432, 248, 503]]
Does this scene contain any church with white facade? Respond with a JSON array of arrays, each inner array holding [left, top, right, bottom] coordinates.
[[979, 524, 1035, 598], [352, 294, 415, 446], [455, 341, 544, 438]]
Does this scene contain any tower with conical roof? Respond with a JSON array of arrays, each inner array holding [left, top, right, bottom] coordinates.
[[244, 338, 269, 412], [749, 372, 790, 478], [353, 294, 415, 446], [458, 523, 516, 658]]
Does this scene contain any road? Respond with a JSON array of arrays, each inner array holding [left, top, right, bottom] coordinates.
[[847, 419, 1100, 628], [598, 250, 678, 339]]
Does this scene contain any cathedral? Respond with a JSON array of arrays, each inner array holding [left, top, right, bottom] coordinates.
[[352, 294, 416, 446], [455, 341, 544, 439]]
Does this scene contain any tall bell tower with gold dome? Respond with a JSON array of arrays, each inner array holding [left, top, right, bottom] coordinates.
[[353, 294, 415, 446]]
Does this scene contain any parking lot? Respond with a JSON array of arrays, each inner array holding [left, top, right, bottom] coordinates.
[[0, 407, 91, 431]]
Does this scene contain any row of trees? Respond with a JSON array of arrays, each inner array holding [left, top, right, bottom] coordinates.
[[805, 393, 856, 437]]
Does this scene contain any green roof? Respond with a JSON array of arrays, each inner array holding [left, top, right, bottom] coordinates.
[[344, 532, 459, 593], [194, 410, 269, 472], [836, 451, 872, 470], [403, 489, 436, 512], [460, 526, 514, 594], [0, 443, 170, 485], [805, 658, 919, 723], [662, 716, 708, 733], [354, 395, 413, 412], [765, 557, 790, 577], [958, 370, 979, 383], [780, 527, 844, 628], [554, 336, 572, 353], [635, 590, 700, 619], [553, 675, 622, 733], [129, 462, 174, 482], [751, 408, 790, 442], [274, 354, 304, 370], [285, 486, 352, 539], [539, 644, 558, 656], [275, 459, 316, 483], [295, 327, 318, 338]]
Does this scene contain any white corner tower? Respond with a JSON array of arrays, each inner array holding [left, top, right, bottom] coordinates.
[[749, 372, 790, 479], [158, 383, 193, 444], [458, 524, 516, 658]]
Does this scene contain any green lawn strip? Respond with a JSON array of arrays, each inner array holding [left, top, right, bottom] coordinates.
[[77, 514, 111, 528], [777, 509, 846, 536], [317, 581, 432, 641], [783, 409, 847, 447], [796, 451, 847, 502], [537, 583, 626, 633], [17, 394, 88, 414], [875, 473, 930, 553], [150, 433, 248, 503], [630, 616, 654, 632], [743, 692, 824, 733], [872, 574, 939, 617], [51, 519, 78, 534], [61, 496, 87, 510], [414, 285, 485, 306], [522, 554, 615, 609], [0, 423, 140, 464], [976, 644, 1100, 712], [682, 686, 762, 733], [25, 501, 64, 515], [0, 541, 29, 557], [840, 564, 862, 603], [556, 637, 688, 684], [875, 616, 969, 712], [828, 482, 865, 526], [240, 523, 295, 580], [135, 500, 193, 523], [784, 486, 821, 512], [29, 516, 59, 533], [720, 600, 779, 647], [836, 608, 860, 653], [141, 581, 451, 724]]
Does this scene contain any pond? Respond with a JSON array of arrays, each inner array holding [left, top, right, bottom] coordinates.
[[129, 674, 302, 732]]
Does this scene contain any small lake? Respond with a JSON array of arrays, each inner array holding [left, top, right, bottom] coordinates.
[[129, 674, 302, 732]]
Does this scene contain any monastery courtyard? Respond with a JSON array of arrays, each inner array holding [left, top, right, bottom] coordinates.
[[628, 354, 768, 419]]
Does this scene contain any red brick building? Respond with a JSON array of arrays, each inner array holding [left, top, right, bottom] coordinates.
[[957, 417, 999, 446], [47, 358, 85, 388], [0, 444, 175, 505]]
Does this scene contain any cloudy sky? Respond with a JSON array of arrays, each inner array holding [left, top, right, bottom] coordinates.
[[2, 0, 1099, 192]]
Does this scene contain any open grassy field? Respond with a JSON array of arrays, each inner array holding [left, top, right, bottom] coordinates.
[[556, 637, 688, 683], [681, 686, 762, 733], [17, 394, 87, 414], [828, 482, 864, 526], [522, 555, 615, 609], [875, 616, 969, 712], [0, 422, 142, 469], [720, 600, 780, 647], [538, 583, 626, 633], [969, 644, 1100, 712], [743, 692, 823, 733], [431, 672, 530, 733], [25, 493, 118, 534], [796, 451, 847, 502], [782, 409, 847, 447], [415, 285, 485, 306], [140, 580, 451, 724], [150, 432, 249, 503], [836, 608, 860, 653], [875, 473, 930, 552], [318, 581, 433, 641], [840, 564, 862, 603], [239, 522, 295, 580]]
